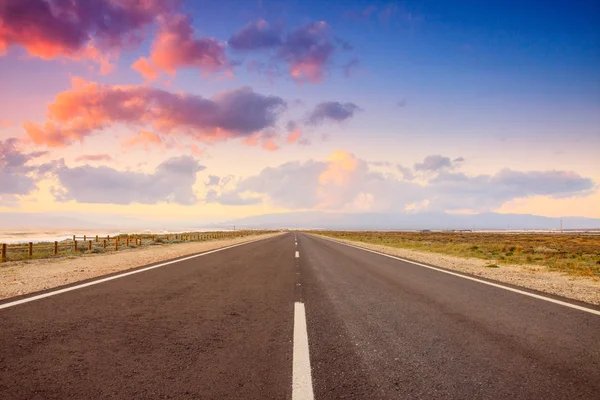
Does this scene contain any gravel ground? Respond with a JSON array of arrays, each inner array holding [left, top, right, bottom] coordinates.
[[320, 235, 600, 306], [0, 233, 282, 300]]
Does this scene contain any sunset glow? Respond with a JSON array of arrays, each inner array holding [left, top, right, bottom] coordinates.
[[1, 0, 598, 228]]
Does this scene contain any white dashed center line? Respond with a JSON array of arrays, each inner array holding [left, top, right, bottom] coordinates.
[[292, 302, 314, 400]]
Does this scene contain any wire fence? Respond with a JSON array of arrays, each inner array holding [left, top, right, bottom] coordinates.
[[1, 230, 273, 262]]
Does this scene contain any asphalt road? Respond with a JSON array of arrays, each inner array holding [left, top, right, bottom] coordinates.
[[1, 233, 599, 399]]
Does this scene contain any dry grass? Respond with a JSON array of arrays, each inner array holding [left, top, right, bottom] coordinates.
[[314, 231, 600, 277], [2, 231, 274, 263]]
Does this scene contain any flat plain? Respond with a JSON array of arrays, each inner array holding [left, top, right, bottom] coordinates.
[[316, 231, 600, 277]]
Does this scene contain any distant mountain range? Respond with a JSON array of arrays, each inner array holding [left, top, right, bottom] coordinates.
[[1, 211, 599, 231], [218, 211, 600, 231], [0, 212, 109, 229]]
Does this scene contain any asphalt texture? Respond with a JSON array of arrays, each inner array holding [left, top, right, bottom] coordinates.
[[1, 232, 599, 399]]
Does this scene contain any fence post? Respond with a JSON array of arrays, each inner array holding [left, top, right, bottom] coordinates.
[[28, 242, 33, 257], [126, 237, 130, 247], [103, 239, 106, 249], [95, 235, 99, 242], [74, 240, 78, 252], [73, 235, 76, 242], [166, 235, 169, 241], [1, 243, 6, 262], [107, 235, 110, 240], [54, 241, 58, 255], [88, 240, 92, 251], [115, 239, 119, 251], [84, 235, 86, 241]]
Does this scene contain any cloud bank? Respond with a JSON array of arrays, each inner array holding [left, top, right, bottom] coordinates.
[[53, 155, 204, 205], [207, 152, 596, 213]]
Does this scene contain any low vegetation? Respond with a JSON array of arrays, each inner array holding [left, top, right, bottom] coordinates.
[[315, 231, 600, 277], [1, 231, 274, 263]]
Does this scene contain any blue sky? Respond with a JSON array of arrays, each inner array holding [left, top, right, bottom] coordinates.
[[0, 0, 598, 223]]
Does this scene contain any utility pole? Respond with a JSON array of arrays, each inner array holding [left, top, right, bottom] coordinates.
[[560, 218, 563, 233]]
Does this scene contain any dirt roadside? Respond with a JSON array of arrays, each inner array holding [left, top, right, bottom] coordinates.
[[317, 235, 600, 306], [0, 232, 283, 300]]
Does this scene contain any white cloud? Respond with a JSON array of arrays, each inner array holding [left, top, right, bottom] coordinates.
[[53, 156, 205, 205]]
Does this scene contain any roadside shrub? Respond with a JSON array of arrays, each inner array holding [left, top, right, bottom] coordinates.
[[534, 246, 559, 254], [86, 247, 105, 254]]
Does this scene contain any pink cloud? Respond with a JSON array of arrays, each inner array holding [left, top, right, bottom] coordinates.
[[244, 132, 280, 151], [123, 130, 207, 156], [0, 0, 179, 72], [189, 144, 205, 156], [74, 154, 112, 162], [0, 119, 13, 128], [131, 57, 159, 81], [122, 130, 164, 150], [262, 138, 279, 151], [287, 129, 302, 144], [132, 13, 230, 79], [24, 77, 286, 148], [277, 21, 335, 84]]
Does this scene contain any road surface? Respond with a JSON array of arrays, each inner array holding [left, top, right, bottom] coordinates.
[[1, 233, 599, 399]]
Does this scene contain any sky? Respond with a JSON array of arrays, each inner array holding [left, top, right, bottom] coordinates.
[[0, 0, 599, 226]]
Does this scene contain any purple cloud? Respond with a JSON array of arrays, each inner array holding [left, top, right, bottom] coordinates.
[[229, 20, 283, 50], [414, 155, 453, 172], [230, 20, 352, 84], [24, 78, 287, 147], [307, 101, 361, 125], [0, 0, 179, 71]]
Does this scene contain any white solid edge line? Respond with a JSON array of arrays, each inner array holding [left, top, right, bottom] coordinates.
[[317, 235, 600, 317], [0, 236, 270, 310], [295, 251, 300, 258], [292, 302, 315, 400]]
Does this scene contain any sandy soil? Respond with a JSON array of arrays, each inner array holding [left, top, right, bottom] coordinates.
[[321, 235, 600, 306], [0, 232, 282, 300]]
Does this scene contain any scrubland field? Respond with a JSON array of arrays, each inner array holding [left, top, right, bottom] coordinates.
[[316, 231, 600, 277]]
